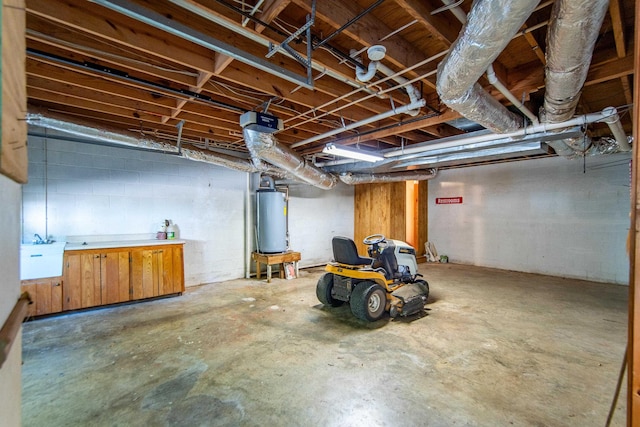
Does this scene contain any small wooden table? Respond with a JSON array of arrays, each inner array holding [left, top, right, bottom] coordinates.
[[252, 251, 301, 283]]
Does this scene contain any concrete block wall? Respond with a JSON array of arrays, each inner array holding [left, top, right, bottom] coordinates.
[[428, 154, 631, 284], [23, 129, 355, 285], [23, 132, 248, 286], [288, 182, 354, 267]]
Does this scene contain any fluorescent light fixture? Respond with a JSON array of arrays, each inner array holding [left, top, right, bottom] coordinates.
[[322, 143, 383, 162]]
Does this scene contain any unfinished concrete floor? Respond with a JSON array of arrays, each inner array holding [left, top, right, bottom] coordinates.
[[22, 263, 628, 426]]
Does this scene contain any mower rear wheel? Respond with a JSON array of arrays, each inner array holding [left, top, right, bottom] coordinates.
[[316, 273, 343, 307], [350, 281, 387, 321]]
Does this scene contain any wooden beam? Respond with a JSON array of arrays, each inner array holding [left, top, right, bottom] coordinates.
[[27, 0, 217, 73], [610, 0, 627, 58], [629, 2, 640, 424], [522, 25, 546, 65], [255, 0, 292, 33], [331, 108, 462, 145], [291, 0, 440, 90], [584, 54, 635, 87], [393, 0, 461, 46], [162, 71, 214, 124], [608, 0, 633, 109]]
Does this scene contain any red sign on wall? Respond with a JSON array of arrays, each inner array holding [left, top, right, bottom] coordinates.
[[436, 197, 463, 205]]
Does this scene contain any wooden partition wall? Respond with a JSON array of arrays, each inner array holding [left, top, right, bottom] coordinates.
[[354, 180, 428, 259]]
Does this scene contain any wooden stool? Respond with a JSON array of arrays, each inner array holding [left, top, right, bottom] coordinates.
[[252, 251, 301, 283]]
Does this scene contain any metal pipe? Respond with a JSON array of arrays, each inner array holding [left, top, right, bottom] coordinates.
[[244, 173, 252, 278], [92, 0, 314, 89], [241, 0, 264, 27], [383, 110, 614, 158], [27, 48, 246, 113], [315, 0, 386, 49], [339, 169, 437, 185], [290, 99, 426, 149], [167, 0, 372, 93]]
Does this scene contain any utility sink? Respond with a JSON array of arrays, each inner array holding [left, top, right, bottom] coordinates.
[[20, 242, 66, 280]]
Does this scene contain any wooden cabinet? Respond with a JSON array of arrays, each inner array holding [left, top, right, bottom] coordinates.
[[131, 245, 184, 299], [63, 249, 130, 310], [20, 277, 63, 317], [33, 242, 186, 317], [22, 242, 184, 318]]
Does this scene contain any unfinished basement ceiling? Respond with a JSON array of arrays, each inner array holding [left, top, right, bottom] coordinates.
[[25, 0, 635, 179]]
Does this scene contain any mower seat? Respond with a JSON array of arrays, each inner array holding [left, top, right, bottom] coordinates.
[[332, 236, 373, 266]]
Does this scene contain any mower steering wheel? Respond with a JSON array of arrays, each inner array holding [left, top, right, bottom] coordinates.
[[363, 234, 386, 245]]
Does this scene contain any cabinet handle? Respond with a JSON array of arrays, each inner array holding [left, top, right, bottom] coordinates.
[[54, 282, 61, 287], [95, 255, 100, 259]]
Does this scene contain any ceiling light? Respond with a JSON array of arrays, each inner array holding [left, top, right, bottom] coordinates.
[[322, 143, 383, 162]]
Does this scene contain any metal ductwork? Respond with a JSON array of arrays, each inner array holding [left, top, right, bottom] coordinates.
[[541, 0, 610, 156], [436, 0, 540, 133], [243, 129, 338, 190], [339, 169, 438, 185], [25, 112, 277, 175], [436, 0, 628, 158]]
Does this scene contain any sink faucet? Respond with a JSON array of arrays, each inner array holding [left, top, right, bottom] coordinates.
[[33, 234, 45, 244]]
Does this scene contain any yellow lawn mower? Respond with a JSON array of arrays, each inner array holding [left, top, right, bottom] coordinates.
[[316, 234, 430, 321]]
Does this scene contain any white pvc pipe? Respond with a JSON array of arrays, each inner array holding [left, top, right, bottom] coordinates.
[[384, 110, 612, 158], [290, 99, 426, 148], [355, 60, 378, 82], [601, 107, 631, 152], [376, 62, 422, 116], [486, 65, 539, 125], [352, 49, 422, 117]]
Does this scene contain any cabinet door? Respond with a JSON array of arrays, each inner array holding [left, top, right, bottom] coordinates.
[[81, 253, 102, 308], [21, 282, 37, 318], [63, 253, 83, 310], [131, 249, 156, 300], [157, 247, 174, 296], [101, 251, 130, 305], [21, 278, 63, 317], [171, 246, 185, 294], [64, 252, 101, 309]]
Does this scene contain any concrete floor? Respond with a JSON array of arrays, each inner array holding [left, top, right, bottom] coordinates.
[[22, 263, 628, 426]]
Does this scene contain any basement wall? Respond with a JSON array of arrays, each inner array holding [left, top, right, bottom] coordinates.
[[0, 174, 23, 426], [428, 154, 631, 284], [288, 183, 354, 267], [22, 131, 354, 285]]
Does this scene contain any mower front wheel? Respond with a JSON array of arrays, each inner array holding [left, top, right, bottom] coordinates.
[[316, 273, 343, 307], [350, 281, 387, 321]]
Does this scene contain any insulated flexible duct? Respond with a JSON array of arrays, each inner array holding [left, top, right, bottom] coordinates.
[[541, 0, 609, 156], [436, 0, 540, 133], [243, 129, 338, 190], [26, 113, 271, 175], [339, 169, 438, 185]]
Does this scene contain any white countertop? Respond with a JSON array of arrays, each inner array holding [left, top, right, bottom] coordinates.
[[64, 239, 186, 251]]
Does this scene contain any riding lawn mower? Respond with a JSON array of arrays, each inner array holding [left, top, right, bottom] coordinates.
[[316, 234, 430, 321]]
